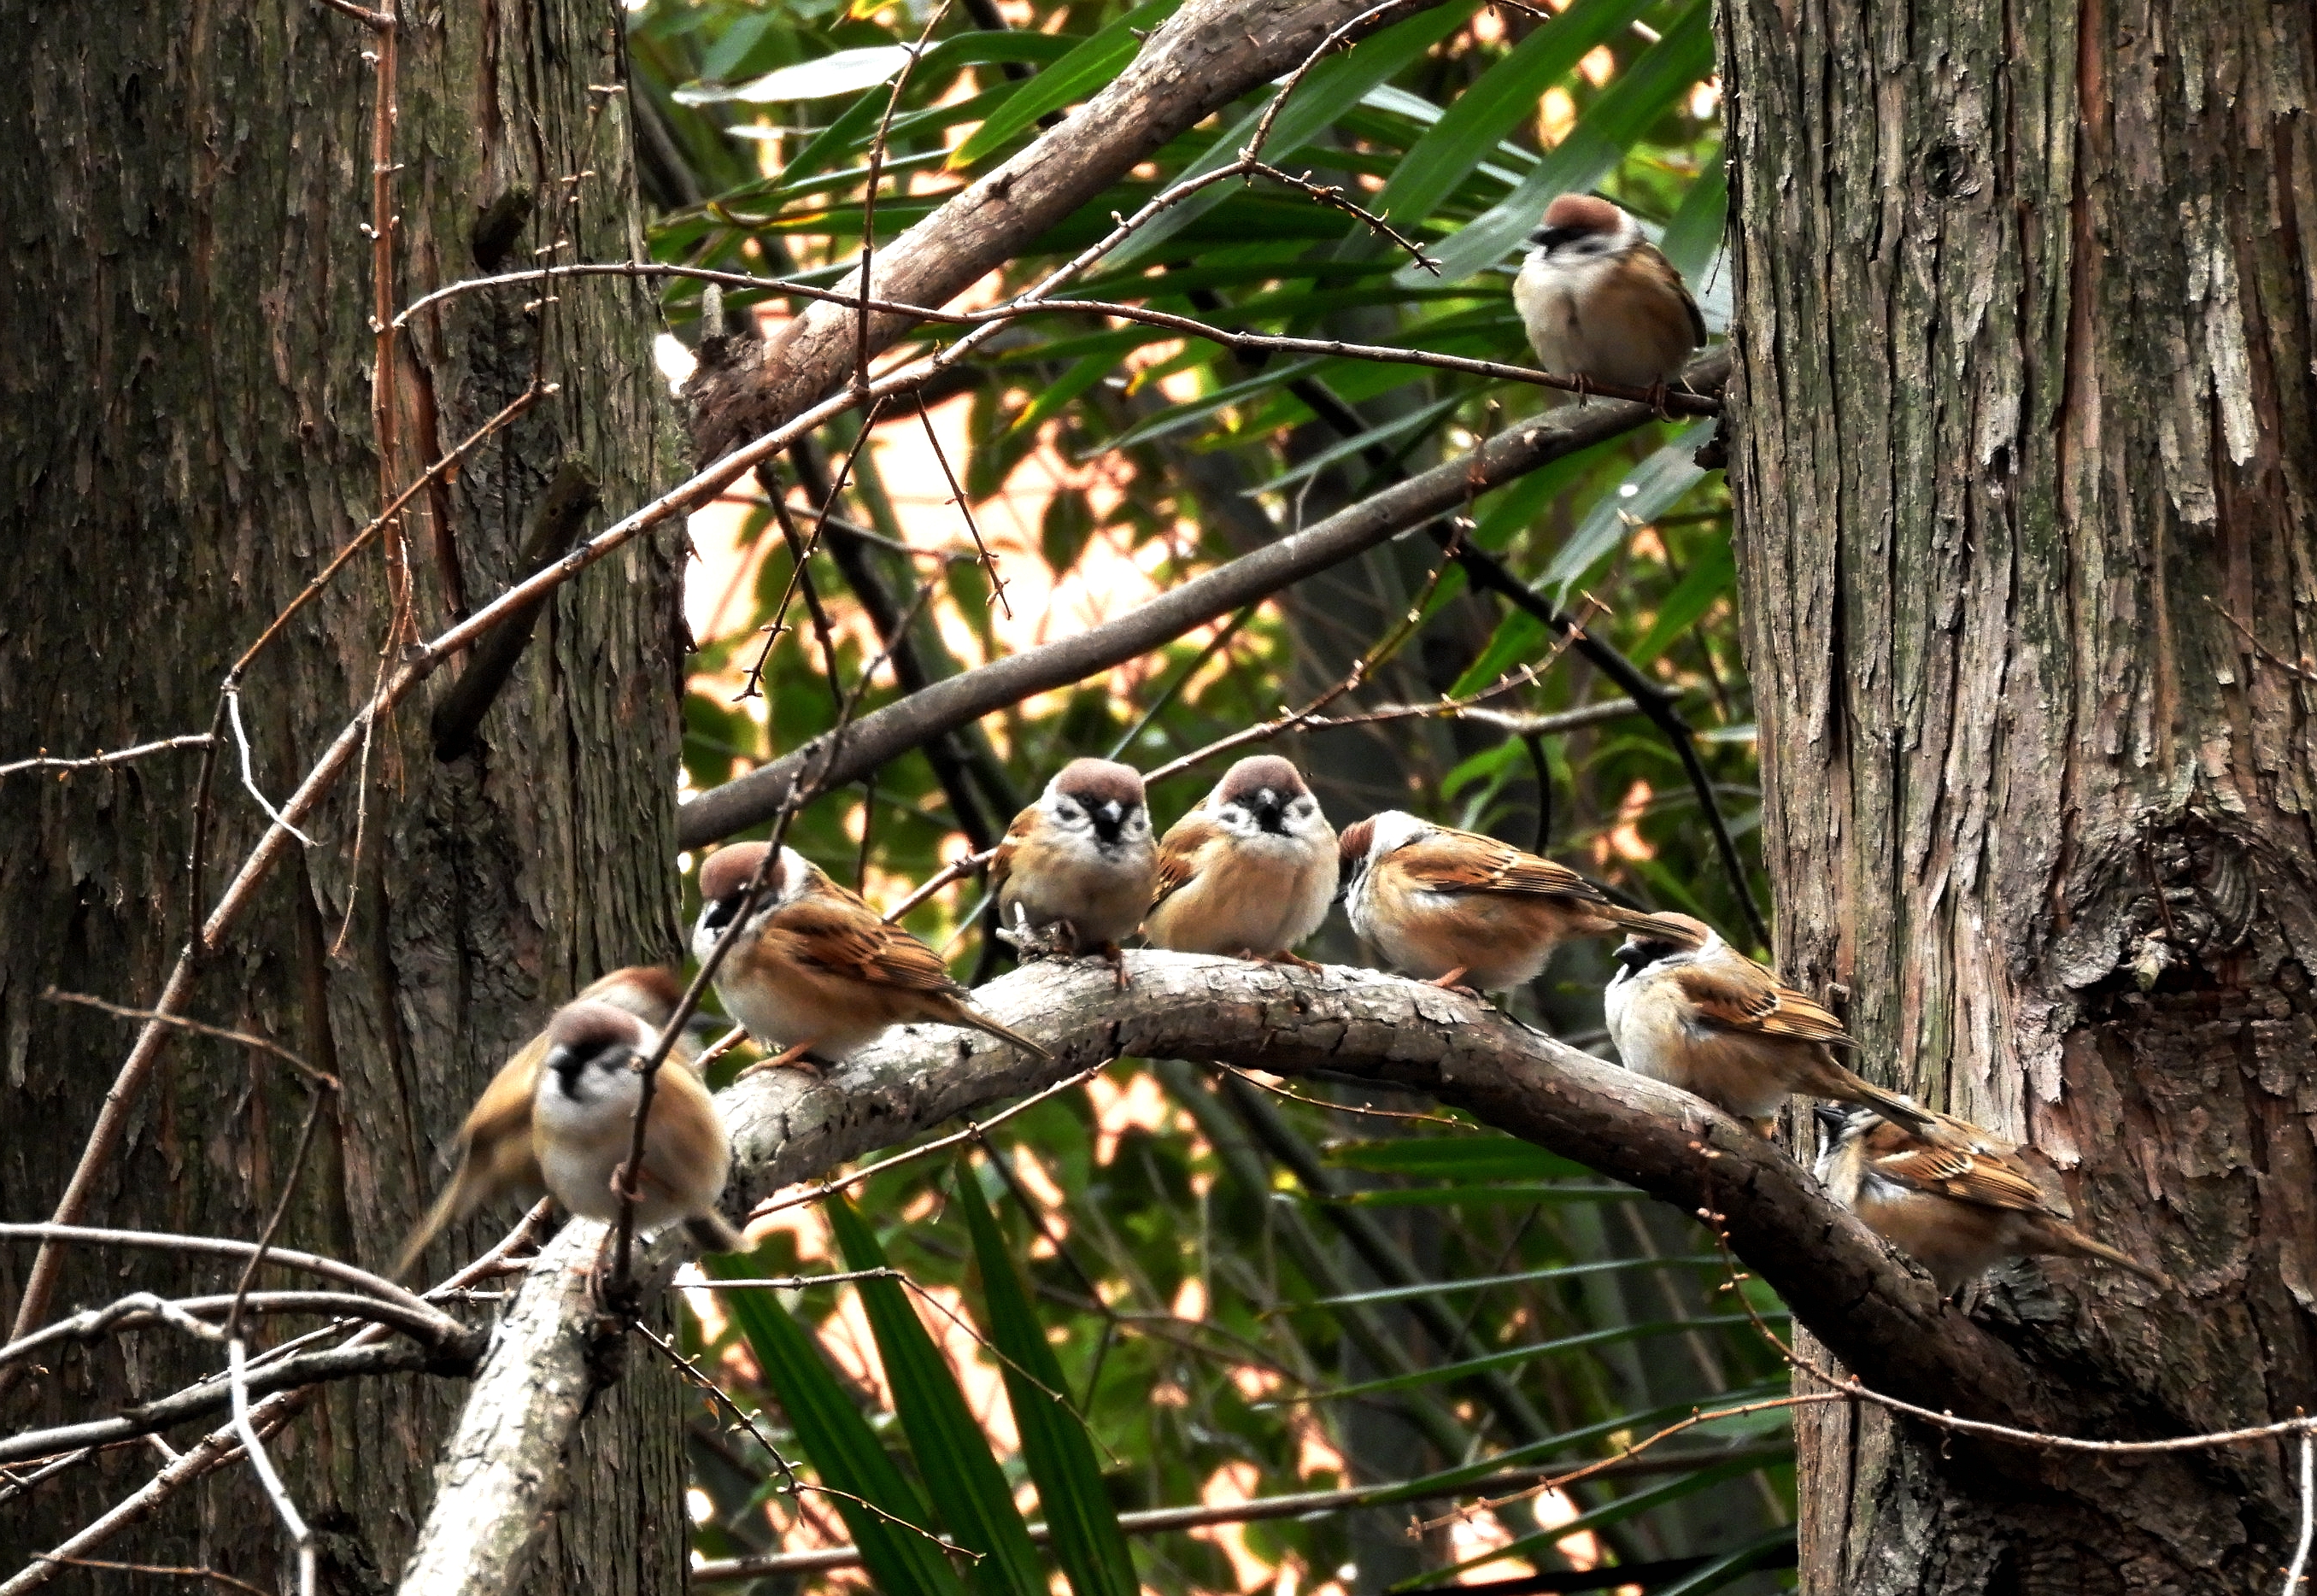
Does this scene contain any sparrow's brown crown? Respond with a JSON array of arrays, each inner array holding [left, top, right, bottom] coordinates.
[[1215, 754, 1310, 808], [544, 999, 653, 1057], [1337, 817, 1375, 865], [1051, 757, 1146, 811], [1539, 193, 1626, 236], [698, 842, 781, 906], [586, 965, 683, 1024]]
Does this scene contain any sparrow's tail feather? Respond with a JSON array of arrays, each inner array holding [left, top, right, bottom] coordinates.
[[685, 1211, 749, 1256], [390, 1172, 473, 1284], [1834, 1076, 1980, 1153], [959, 1007, 1053, 1061], [2049, 1224, 2172, 1289]]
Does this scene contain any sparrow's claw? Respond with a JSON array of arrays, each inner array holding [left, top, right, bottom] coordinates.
[[1425, 966, 1473, 990], [1094, 942, 1130, 990], [1268, 950, 1324, 972], [995, 907, 1072, 961], [737, 1041, 825, 1079], [1645, 381, 1673, 420]]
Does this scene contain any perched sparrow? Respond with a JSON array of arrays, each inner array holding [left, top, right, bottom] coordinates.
[[694, 842, 1052, 1072], [1339, 810, 1697, 992], [1604, 914, 1956, 1142], [1512, 194, 1704, 395], [392, 965, 685, 1280], [1143, 754, 1336, 962], [990, 758, 1156, 987], [1814, 1106, 2169, 1293], [529, 1000, 745, 1254]]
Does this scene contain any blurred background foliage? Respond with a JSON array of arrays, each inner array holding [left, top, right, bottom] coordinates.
[[624, 0, 1792, 1587]]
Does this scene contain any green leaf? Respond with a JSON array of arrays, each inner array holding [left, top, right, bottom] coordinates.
[[826, 1199, 1047, 1596], [954, 1165, 1138, 1596], [1657, 145, 1727, 287], [1323, 1137, 1589, 1182], [1323, 1183, 1651, 1208], [1374, 0, 1661, 227], [705, 1255, 969, 1596], [948, 0, 1189, 168], [1316, 1314, 1778, 1399], [1625, 532, 1733, 668], [1108, 0, 1479, 268], [1293, 1254, 1727, 1311], [1246, 393, 1464, 496], [1408, 0, 1720, 287], [1543, 418, 1716, 600], [678, 44, 918, 103], [1651, 1528, 1800, 1596]]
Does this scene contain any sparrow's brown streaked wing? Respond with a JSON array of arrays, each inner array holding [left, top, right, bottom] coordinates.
[[988, 803, 1039, 901], [1673, 960, 1856, 1048], [1634, 242, 1707, 348], [1862, 1123, 2050, 1215], [781, 898, 963, 995], [1148, 818, 1221, 911], [1390, 830, 1609, 903]]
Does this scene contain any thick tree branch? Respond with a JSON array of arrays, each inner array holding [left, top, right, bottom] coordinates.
[[676, 379, 1704, 847], [397, 950, 2054, 1596], [683, 0, 1456, 462]]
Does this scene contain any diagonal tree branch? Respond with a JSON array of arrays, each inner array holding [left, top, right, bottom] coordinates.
[[396, 948, 2069, 1596], [675, 367, 1720, 847]]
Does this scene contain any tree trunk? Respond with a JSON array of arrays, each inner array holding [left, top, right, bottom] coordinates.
[[1, 3, 686, 1590], [1717, 0, 2317, 1587]]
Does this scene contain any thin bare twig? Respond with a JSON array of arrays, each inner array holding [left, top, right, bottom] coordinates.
[[43, 990, 337, 1090], [222, 689, 314, 848], [31, 1556, 267, 1596], [1210, 1062, 1472, 1129], [227, 1339, 315, 1596], [0, 1224, 455, 1332], [2287, 1429, 2314, 1593], [917, 395, 1012, 619], [853, 3, 956, 396], [0, 736, 216, 781], [883, 847, 997, 924], [227, 1089, 334, 1339]]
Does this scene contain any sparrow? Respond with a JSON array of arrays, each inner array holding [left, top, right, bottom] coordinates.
[[1512, 194, 1704, 396], [1339, 810, 1698, 993], [1813, 1105, 2170, 1294], [528, 999, 746, 1254], [391, 965, 687, 1281], [1142, 754, 1336, 963], [693, 841, 1052, 1072], [989, 757, 1157, 987], [1603, 914, 1959, 1143]]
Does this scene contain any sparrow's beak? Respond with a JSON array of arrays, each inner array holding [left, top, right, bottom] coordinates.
[[543, 1043, 589, 1095], [1810, 1104, 1849, 1137], [1610, 939, 1653, 975], [1091, 800, 1124, 845], [699, 895, 741, 936], [1252, 789, 1287, 835]]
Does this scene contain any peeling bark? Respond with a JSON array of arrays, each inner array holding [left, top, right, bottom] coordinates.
[[1716, 0, 2317, 1587]]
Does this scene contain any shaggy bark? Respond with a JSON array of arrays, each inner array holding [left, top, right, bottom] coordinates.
[[396, 950, 2228, 1596], [1716, 0, 2317, 1587], [0, 4, 687, 1591]]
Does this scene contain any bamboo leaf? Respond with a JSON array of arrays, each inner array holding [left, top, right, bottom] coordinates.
[[948, 0, 1189, 168], [954, 1165, 1138, 1596], [1374, 0, 1661, 227], [1321, 1183, 1651, 1208], [1651, 1528, 1801, 1596], [826, 1198, 1047, 1596], [1406, 0, 1719, 287], [704, 1255, 968, 1596], [1311, 1314, 1779, 1399], [1625, 532, 1733, 668], [1543, 418, 1716, 600], [1323, 1136, 1591, 1182]]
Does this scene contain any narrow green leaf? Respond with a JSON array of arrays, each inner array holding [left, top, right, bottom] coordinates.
[[1544, 418, 1716, 600], [1312, 1314, 1779, 1399], [705, 1255, 968, 1596], [954, 1165, 1137, 1596], [1109, 1, 1478, 268], [1407, 0, 1720, 286], [1651, 1528, 1800, 1596], [1375, 0, 1660, 227], [1323, 1182, 1651, 1208], [826, 1199, 1047, 1596], [1246, 393, 1464, 495], [1625, 533, 1734, 668], [1657, 146, 1727, 286], [1289, 1255, 1728, 1311], [1323, 1136, 1590, 1182], [949, 0, 1188, 168]]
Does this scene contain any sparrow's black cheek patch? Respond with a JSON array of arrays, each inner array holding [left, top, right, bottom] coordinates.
[[701, 897, 739, 933]]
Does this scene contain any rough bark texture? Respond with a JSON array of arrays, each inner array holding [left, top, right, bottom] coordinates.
[[0, 4, 687, 1591], [1716, 0, 2317, 1587]]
